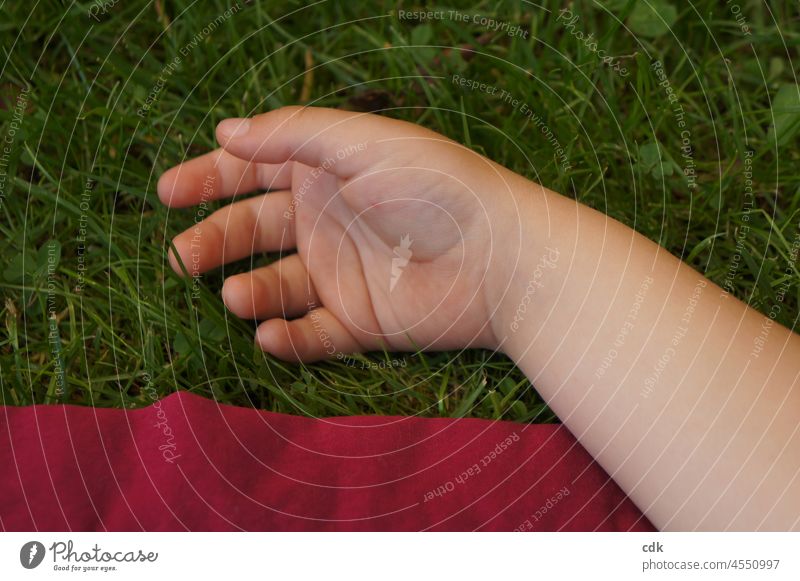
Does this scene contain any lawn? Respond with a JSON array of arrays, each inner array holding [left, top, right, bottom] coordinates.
[[1, 0, 798, 422]]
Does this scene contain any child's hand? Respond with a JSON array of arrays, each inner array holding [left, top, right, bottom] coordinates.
[[158, 107, 529, 361]]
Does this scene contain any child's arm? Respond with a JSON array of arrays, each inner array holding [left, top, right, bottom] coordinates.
[[159, 107, 800, 530], [493, 182, 800, 531]]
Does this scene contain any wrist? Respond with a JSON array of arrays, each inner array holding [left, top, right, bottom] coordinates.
[[484, 178, 575, 359]]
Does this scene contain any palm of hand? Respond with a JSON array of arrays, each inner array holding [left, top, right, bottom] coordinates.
[[290, 149, 496, 353]]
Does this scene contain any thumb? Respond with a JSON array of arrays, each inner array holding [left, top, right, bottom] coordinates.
[[216, 106, 414, 177]]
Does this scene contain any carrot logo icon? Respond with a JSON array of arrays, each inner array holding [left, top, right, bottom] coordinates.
[[19, 541, 46, 569], [390, 234, 413, 292]]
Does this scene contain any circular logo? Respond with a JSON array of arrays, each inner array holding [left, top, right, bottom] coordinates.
[[20, 541, 46, 569]]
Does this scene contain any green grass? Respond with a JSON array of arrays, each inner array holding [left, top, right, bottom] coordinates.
[[0, 0, 798, 422]]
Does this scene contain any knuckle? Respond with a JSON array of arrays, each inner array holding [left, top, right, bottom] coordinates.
[[275, 105, 307, 123]]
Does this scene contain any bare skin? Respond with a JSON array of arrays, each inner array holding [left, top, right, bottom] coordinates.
[[159, 106, 800, 531]]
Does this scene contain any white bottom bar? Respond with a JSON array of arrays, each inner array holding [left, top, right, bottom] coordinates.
[[2, 532, 797, 580]]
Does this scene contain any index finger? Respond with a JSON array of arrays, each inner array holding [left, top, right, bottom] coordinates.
[[157, 148, 293, 208], [215, 106, 427, 177]]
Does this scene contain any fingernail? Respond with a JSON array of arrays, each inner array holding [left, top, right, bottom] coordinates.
[[218, 118, 251, 140]]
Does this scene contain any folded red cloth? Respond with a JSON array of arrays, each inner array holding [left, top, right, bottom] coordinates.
[[0, 391, 654, 531]]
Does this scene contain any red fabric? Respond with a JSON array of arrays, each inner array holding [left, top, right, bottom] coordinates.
[[0, 391, 654, 531]]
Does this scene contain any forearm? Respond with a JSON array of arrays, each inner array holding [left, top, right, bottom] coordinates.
[[491, 182, 800, 531]]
